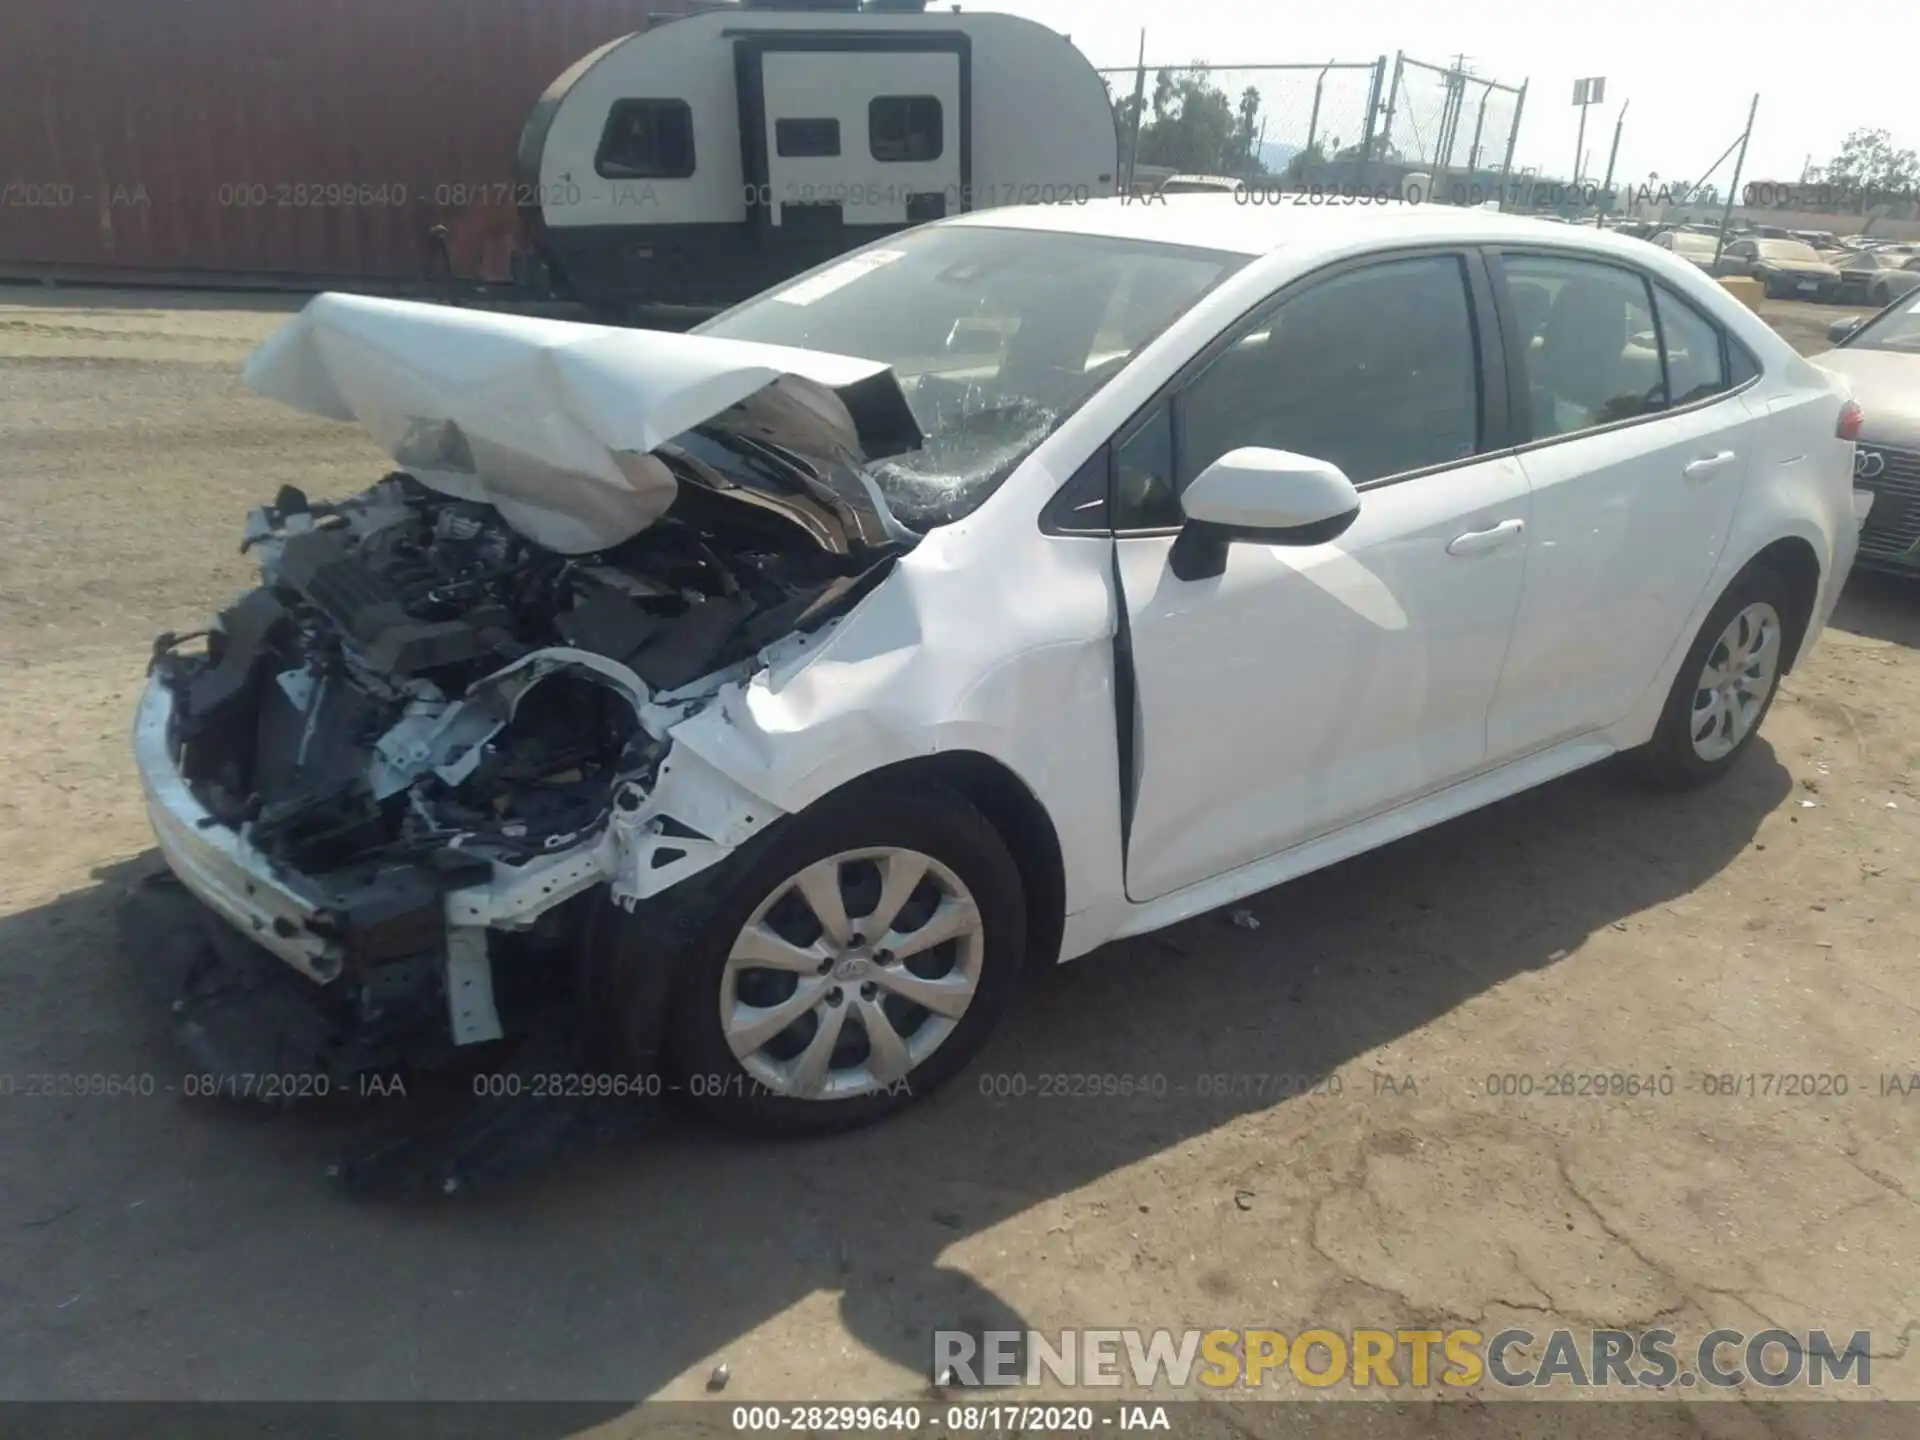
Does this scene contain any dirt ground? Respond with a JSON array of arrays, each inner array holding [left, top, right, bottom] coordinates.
[[1, 285, 1917, 1422]]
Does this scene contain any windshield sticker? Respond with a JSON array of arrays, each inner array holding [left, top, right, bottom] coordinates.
[[773, 249, 907, 307]]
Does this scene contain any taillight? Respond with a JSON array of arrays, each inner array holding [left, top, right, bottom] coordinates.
[[1838, 400, 1864, 441]]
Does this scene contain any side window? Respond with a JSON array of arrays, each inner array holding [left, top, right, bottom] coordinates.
[[1727, 340, 1760, 386], [1179, 255, 1482, 490], [775, 117, 840, 158], [595, 99, 695, 179], [870, 96, 943, 162], [1114, 403, 1177, 530], [1501, 255, 1661, 439], [1651, 286, 1728, 406]]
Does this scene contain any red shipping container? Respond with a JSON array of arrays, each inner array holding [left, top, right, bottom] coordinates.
[[0, 0, 718, 284]]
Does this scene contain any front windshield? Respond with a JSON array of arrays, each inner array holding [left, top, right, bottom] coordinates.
[[695, 225, 1246, 530], [1848, 295, 1920, 353], [1759, 240, 1823, 263]]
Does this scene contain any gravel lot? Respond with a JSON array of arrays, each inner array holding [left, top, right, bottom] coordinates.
[[1, 285, 1916, 1418]]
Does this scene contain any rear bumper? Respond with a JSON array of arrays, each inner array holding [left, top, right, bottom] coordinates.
[[135, 674, 345, 983]]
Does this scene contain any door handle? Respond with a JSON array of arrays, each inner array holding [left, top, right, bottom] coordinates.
[[1683, 450, 1737, 480], [1446, 518, 1525, 556]]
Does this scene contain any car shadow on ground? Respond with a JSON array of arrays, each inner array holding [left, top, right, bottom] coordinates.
[[0, 745, 1790, 1422], [1833, 569, 1920, 649]]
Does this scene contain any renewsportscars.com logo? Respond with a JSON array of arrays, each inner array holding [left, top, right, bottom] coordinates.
[[932, 1328, 1873, 1391]]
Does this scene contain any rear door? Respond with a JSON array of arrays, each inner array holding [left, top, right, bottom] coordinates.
[[1483, 251, 1757, 758], [758, 48, 963, 230]]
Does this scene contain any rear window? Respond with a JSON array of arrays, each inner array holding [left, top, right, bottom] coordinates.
[[1651, 286, 1729, 406], [1501, 255, 1663, 438]]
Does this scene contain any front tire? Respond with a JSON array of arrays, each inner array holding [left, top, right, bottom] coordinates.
[[661, 784, 1028, 1135], [1632, 564, 1792, 789]]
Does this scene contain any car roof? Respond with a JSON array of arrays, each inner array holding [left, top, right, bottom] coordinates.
[[938, 195, 1677, 262]]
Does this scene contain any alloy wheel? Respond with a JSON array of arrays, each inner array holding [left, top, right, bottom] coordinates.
[[1690, 601, 1781, 762], [719, 847, 985, 1100]]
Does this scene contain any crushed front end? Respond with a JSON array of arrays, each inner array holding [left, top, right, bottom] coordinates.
[[134, 456, 904, 1092], [129, 292, 927, 1143]]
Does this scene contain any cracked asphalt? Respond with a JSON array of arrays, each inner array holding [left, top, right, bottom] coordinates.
[[0, 286, 1916, 1418]]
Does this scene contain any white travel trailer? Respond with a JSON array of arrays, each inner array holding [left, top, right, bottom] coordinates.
[[512, 0, 1119, 312]]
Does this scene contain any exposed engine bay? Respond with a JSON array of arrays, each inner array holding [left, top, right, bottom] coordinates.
[[140, 427, 910, 1083], [163, 447, 900, 862]]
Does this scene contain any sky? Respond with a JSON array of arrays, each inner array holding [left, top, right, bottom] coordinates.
[[986, 0, 1910, 192]]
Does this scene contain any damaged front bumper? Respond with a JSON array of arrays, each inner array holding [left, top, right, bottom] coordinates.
[[135, 648, 782, 1064], [136, 674, 344, 983]]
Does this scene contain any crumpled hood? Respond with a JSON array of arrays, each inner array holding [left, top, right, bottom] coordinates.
[[243, 292, 922, 553]]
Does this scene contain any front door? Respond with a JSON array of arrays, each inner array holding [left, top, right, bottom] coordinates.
[[1113, 252, 1531, 904], [759, 49, 962, 230]]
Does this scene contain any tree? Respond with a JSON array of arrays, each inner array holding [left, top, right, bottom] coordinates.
[[1824, 128, 1919, 207], [1234, 86, 1262, 169], [1108, 66, 1271, 177]]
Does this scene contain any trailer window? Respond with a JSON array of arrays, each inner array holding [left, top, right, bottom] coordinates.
[[776, 117, 842, 158], [595, 99, 695, 179], [870, 96, 943, 163]]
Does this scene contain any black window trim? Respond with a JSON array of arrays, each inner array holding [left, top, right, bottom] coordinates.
[[593, 97, 696, 181], [1060, 243, 1511, 539], [1483, 244, 1764, 459]]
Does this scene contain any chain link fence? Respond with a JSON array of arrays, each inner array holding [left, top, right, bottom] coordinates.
[[1098, 61, 1387, 192], [1386, 56, 1524, 183], [1099, 53, 1528, 203]]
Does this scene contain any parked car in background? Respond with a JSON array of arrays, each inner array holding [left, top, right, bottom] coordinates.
[[1834, 248, 1920, 306], [134, 201, 1865, 1134], [1154, 174, 1243, 196], [1653, 228, 1721, 271], [1715, 238, 1843, 299], [1819, 296, 1920, 574], [1791, 230, 1842, 252]]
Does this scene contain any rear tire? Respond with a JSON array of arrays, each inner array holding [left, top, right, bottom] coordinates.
[[1631, 564, 1793, 790], [657, 784, 1028, 1135]]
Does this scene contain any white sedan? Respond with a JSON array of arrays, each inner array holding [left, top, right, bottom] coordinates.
[[137, 198, 1864, 1135]]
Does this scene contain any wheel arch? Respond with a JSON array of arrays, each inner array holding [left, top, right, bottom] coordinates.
[[822, 751, 1068, 972], [1743, 534, 1823, 672]]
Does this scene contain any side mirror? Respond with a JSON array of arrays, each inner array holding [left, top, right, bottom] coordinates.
[[1828, 316, 1863, 344], [1171, 448, 1361, 581]]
